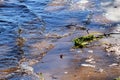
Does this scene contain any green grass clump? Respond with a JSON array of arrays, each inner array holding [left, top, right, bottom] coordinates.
[[73, 35, 96, 48], [114, 77, 120, 80], [73, 33, 104, 48]]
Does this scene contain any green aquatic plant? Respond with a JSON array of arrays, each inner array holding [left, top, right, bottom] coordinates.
[[114, 77, 120, 80], [73, 35, 95, 48], [73, 34, 103, 48]]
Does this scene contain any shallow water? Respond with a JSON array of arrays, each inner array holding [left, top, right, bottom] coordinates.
[[0, 0, 119, 80]]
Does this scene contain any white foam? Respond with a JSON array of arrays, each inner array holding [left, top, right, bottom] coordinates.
[[69, 0, 90, 10], [102, 0, 120, 22]]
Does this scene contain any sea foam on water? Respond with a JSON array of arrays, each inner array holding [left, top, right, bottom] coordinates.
[[102, 0, 120, 22]]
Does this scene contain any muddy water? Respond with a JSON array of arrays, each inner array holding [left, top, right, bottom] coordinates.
[[0, 0, 120, 80]]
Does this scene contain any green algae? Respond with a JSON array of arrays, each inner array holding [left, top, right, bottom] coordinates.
[[73, 34, 103, 48], [114, 77, 120, 80]]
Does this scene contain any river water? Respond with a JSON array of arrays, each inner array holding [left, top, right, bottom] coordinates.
[[0, 0, 119, 80]]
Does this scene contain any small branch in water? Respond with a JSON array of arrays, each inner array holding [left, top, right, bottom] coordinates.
[[86, 29, 90, 34], [103, 32, 120, 37]]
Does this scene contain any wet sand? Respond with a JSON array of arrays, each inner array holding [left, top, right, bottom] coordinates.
[[33, 29, 120, 80], [0, 0, 120, 80]]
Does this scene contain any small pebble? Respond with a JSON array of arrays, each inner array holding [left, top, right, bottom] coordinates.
[[81, 64, 95, 68], [20, 62, 33, 72], [85, 58, 96, 63], [60, 54, 64, 59], [64, 72, 68, 74], [88, 50, 93, 53], [98, 68, 104, 73], [77, 50, 82, 53], [114, 6, 118, 8], [109, 63, 118, 67], [85, 58, 94, 62], [70, 49, 75, 51], [52, 76, 58, 79], [95, 68, 104, 73]]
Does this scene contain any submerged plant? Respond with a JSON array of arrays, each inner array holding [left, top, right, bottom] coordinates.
[[73, 35, 95, 48], [73, 34, 103, 48], [114, 77, 120, 80]]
